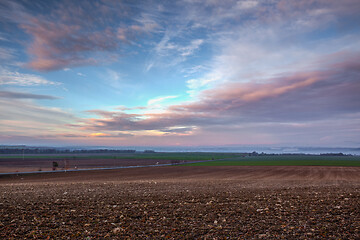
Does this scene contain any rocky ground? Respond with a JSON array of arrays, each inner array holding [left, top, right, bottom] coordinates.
[[0, 166, 359, 239]]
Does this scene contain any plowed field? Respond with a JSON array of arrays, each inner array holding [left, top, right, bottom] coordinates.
[[1, 166, 359, 239]]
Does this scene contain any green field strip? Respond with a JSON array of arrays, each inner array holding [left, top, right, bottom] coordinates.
[[182, 156, 360, 167]]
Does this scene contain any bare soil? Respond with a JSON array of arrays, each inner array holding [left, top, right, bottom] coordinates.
[[1, 166, 359, 239]]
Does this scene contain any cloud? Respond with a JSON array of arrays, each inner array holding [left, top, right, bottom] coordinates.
[[236, 1, 258, 10], [116, 106, 148, 111], [0, 47, 16, 60], [0, 47, 23, 67], [0, 96, 78, 142], [22, 16, 117, 71], [146, 38, 204, 71], [185, 10, 360, 95], [0, 98, 75, 124], [160, 126, 195, 136], [180, 0, 360, 42], [147, 95, 179, 105], [1, 0, 159, 71], [0, 68, 59, 86], [0, 90, 59, 100], [75, 110, 201, 133], [101, 69, 129, 91], [176, 54, 360, 123], [131, 12, 160, 33], [73, 53, 360, 139], [198, 73, 320, 104], [0, 33, 9, 41], [77, 72, 86, 77], [179, 39, 204, 57], [85, 109, 118, 118], [88, 132, 133, 138]]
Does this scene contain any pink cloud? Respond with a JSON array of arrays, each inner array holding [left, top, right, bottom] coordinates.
[[21, 16, 118, 71], [197, 73, 321, 104], [4, 1, 156, 71]]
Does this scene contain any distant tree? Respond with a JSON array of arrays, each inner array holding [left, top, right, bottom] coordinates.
[[250, 151, 259, 156]]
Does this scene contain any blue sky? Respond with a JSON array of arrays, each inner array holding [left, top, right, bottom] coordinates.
[[0, 0, 359, 147]]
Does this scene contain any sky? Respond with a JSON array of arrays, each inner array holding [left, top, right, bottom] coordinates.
[[0, 0, 359, 147]]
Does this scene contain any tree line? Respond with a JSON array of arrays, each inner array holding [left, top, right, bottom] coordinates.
[[0, 148, 136, 154]]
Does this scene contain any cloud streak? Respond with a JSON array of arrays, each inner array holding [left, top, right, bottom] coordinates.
[[147, 95, 178, 105], [0, 96, 78, 144], [0, 90, 59, 100], [0, 68, 58, 86]]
